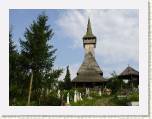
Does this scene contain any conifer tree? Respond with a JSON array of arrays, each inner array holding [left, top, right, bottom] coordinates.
[[20, 13, 62, 105], [9, 31, 16, 54], [9, 30, 19, 105], [64, 66, 72, 90]]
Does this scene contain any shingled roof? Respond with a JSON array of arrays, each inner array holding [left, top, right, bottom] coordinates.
[[119, 66, 139, 76], [78, 52, 102, 74], [72, 52, 106, 83], [72, 72, 107, 82]]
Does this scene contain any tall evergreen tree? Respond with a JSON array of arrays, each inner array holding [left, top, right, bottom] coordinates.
[[20, 13, 62, 105], [9, 30, 19, 105], [64, 66, 72, 90], [9, 31, 16, 54]]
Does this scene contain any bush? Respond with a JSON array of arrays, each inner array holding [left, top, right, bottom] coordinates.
[[58, 81, 65, 90], [90, 91, 100, 98], [61, 90, 68, 102], [46, 94, 61, 106], [111, 95, 129, 106], [61, 89, 76, 103], [76, 88, 86, 93], [40, 92, 62, 106], [70, 98, 95, 106], [127, 92, 139, 101]]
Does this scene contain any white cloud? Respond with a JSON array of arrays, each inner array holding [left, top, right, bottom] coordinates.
[[56, 10, 139, 77]]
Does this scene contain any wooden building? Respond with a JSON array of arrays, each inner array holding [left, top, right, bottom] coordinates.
[[72, 18, 107, 88], [118, 66, 139, 87]]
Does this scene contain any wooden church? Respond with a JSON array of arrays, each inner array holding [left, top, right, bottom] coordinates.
[[72, 18, 107, 88]]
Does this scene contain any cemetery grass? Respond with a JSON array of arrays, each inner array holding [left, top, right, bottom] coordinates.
[[70, 95, 128, 106]]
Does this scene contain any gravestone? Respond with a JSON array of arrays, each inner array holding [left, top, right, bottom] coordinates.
[[98, 89, 102, 96], [46, 89, 49, 95], [66, 92, 70, 105], [74, 90, 77, 102], [77, 92, 80, 101], [80, 93, 83, 101], [86, 88, 90, 97], [57, 90, 61, 98]]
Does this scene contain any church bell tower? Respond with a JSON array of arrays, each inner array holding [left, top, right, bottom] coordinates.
[[72, 18, 105, 88], [83, 18, 96, 57]]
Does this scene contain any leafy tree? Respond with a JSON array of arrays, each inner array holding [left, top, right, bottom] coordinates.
[[107, 71, 124, 94], [63, 66, 72, 90], [58, 80, 65, 90], [20, 13, 62, 105]]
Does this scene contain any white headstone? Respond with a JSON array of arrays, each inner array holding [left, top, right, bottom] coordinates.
[[77, 92, 80, 101], [99, 89, 102, 96], [86, 88, 88, 95], [57, 90, 61, 98], [80, 93, 83, 101], [46, 89, 49, 95], [88, 88, 90, 97], [67, 92, 70, 104], [74, 90, 77, 102]]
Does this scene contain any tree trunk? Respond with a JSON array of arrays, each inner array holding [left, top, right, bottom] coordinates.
[[27, 71, 33, 105]]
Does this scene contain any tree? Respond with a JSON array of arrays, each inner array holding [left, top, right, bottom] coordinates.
[[9, 30, 19, 105], [63, 66, 72, 90], [9, 31, 16, 54], [20, 13, 62, 105], [107, 71, 124, 94]]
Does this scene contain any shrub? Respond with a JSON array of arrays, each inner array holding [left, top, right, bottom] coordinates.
[[40, 92, 62, 106], [46, 94, 62, 106], [127, 92, 139, 101], [111, 95, 129, 106]]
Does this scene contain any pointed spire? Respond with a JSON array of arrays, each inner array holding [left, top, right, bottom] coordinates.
[[83, 18, 96, 39], [87, 18, 93, 35]]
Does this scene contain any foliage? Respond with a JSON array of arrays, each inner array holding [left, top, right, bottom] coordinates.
[[76, 88, 86, 93], [9, 13, 63, 105], [70, 89, 138, 106], [61, 89, 74, 103], [63, 66, 72, 90], [58, 80, 65, 90], [127, 92, 139, 101], [9, 30, 23, 105], [39, 91, 62, 106], [111, 95, 129, 106], [111, 91, 139, 106], [107, 72, 124, 94], [71, 95, 117, 106]]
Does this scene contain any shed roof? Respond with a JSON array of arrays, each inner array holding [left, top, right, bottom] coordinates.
[[119, 66, 139, 76]]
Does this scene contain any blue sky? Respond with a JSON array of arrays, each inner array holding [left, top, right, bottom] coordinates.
[[9, 9, 139, 80]]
